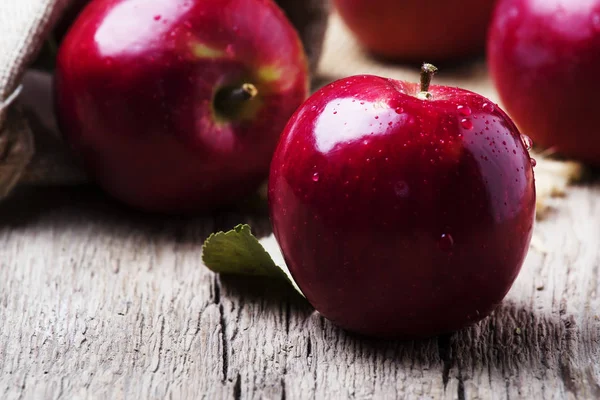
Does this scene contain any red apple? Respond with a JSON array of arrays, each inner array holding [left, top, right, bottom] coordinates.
[[488, 0, 600, 165], [333, 0, 497, 61], [268, 65, 536, 338], [55, 0, 309, 212]]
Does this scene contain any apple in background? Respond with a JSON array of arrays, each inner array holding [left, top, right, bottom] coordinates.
[[333, 0, 497, 62], [268, 65, 536, 338], [488, 0, 600, 165], [55, 0, 308, 213]]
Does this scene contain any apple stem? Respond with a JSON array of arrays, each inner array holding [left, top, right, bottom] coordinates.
[[419, 63, 438, 96], [214, 83, 258, 118]]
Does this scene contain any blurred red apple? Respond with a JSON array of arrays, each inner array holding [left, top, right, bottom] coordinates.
[[333, 0, 497, 61], [488, 0, 600, 165], [55, 0, 309, 212], [268, 65, 536, 338]]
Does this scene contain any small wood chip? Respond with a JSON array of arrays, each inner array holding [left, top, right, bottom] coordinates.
[[532, 152, 585, 220]]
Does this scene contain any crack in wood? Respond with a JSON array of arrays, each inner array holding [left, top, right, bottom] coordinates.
[[457, 368, 465, 400], [285, 303, 291, 334], [151, 316, 165, 373], [213, 275, 221, 305], [132, 313, 144, 369], [219, 303, 229, 383], [233, 373, 241, 400], [437, 334, 452, 389]]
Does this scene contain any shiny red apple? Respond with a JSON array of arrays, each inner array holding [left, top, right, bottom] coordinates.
[[488, 0, 600, 165], [268, 65, 536, 338], [333, 0, 497, 61], [55, 0, 309, 212]]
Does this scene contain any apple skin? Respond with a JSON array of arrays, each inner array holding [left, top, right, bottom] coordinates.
[[268, 75, 536, 338], [488, 0, 600, 165], [55, 0, 308, 212], [333, 0, 497, 61]]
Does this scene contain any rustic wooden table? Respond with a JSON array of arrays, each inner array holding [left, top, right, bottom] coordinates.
[[2, 15, 600, 400]]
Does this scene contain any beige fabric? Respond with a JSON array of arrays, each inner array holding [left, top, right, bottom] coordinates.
[[0, 0, 70, 124], [0, 0, 71, 196]]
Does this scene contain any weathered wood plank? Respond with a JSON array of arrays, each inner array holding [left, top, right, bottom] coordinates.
[[1, 181, 599, 399]]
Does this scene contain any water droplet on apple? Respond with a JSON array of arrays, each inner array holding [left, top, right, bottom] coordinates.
[[482, 102, 495, 113], [312, 172, 320, 182], [520, 134, 533, 151], [395, 107, 404, 114], [154, 15, 162, 21], [530, 158, 537, 167], [460, 118, 473, 130], [438, 234, 454, 253], [394, 181, 409, 197], [457, 105, 472, 116]]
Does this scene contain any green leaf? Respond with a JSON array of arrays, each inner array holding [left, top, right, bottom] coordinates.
[[202, 224, 303, 296]]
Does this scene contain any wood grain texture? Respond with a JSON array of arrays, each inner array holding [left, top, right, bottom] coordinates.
[[2, 12, 600, 400], [1, 181, 600, 400]]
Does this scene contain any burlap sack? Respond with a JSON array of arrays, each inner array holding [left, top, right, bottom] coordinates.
[[0, 0, 69, 124], [0, 0, 72, 197]]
